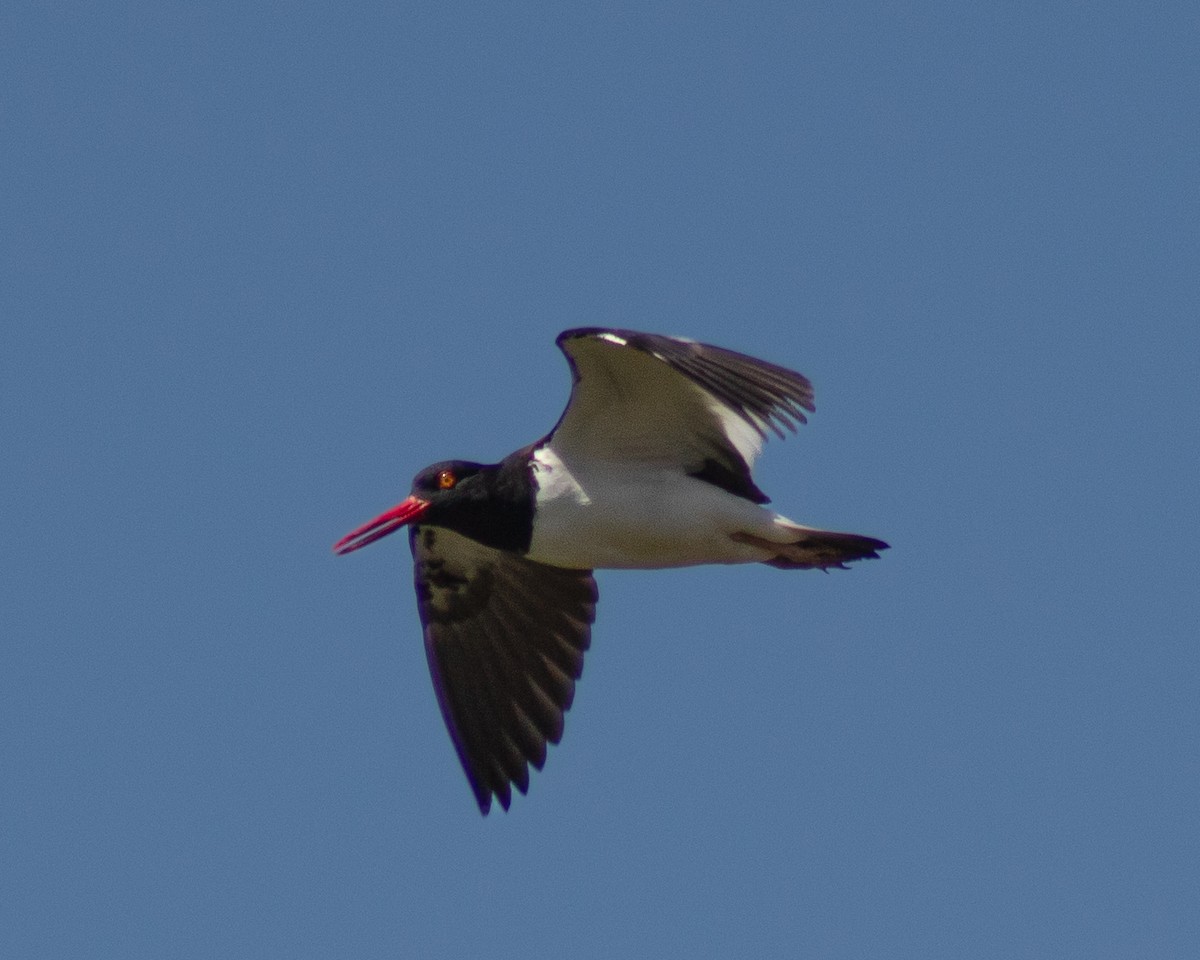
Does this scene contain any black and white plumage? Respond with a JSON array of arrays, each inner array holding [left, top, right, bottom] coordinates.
[[334, 328, 888, 814]]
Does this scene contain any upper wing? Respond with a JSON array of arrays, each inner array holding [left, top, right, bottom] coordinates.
[[548, 328, 815, 504], [410, 525, 598, 814]]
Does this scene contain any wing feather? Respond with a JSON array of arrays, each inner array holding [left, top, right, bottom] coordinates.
[[549, 328, 815, 503], [411, 526, 597, 814]]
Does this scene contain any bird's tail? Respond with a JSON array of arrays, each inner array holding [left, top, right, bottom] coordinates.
[[732, 528, 889, 570]]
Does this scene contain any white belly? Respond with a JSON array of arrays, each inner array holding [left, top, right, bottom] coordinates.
[[526, 447, 800, 570]]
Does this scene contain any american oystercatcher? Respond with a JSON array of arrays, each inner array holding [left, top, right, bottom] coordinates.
[[334, 328, 888, 813]]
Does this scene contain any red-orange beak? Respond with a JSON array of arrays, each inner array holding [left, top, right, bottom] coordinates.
[[332, 496, 431, 555]]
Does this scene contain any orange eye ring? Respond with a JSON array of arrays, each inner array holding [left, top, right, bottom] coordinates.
[[437, 470, 457, 490]]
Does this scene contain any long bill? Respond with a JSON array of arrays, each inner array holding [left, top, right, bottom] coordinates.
[[332, 496, 430, 555]]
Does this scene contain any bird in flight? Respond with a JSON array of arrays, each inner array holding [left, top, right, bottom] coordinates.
[[334, 328, 888, 814]]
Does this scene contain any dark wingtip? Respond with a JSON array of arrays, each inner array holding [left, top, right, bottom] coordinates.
[[472, 783, 493, 816]]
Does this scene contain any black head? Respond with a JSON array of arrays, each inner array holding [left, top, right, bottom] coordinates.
[[333, 455, 535, 556]]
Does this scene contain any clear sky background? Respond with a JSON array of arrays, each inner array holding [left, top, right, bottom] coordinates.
[[4, 2, 1198, 957]]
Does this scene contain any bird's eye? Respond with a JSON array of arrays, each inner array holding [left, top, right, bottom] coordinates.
[[437, 470, 457, 490]]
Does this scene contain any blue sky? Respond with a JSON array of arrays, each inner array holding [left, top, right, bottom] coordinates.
[[4, 2, 1198, 957]]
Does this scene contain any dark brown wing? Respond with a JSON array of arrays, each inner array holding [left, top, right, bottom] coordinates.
[[410, 525, 598, 814], [550, 328, 815, 504]]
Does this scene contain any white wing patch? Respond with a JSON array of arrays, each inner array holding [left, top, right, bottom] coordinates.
[[595, 332, 628, 346], [702, 391, 767, 468]]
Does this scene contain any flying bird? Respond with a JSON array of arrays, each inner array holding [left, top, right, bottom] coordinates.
[[334, 328, 888, 814]]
